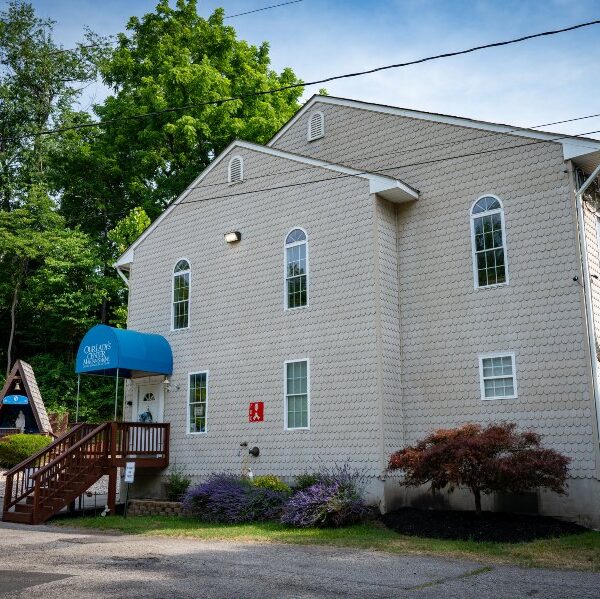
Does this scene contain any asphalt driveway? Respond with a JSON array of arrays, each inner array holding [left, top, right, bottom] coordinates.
[[1, 521, 598, 598]]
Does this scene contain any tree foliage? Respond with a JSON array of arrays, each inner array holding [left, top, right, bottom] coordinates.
[[388, 422, 570, 514], [53, 0, 304, 235]]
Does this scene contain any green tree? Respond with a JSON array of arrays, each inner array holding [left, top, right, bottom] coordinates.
[[54, 0, 304, 233], [0, 186, 103, 375]]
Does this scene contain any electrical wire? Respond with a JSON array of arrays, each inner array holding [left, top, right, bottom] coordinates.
[[47, 1, 306, 55], [62, 125, 600, 226], [6, 17, 600, 143]]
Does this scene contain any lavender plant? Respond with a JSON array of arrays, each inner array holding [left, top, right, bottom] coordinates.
[[182, 474, 287, 523], [283, 465, 368, 528]]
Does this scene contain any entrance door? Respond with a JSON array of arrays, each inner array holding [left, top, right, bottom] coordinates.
[[134, 382, 164, 423]]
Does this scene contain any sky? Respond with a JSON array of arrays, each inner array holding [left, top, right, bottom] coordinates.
[[25, 0, 600, 137]]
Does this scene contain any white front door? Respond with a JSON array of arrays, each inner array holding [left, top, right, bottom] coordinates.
[[135, 382, 164, 423]]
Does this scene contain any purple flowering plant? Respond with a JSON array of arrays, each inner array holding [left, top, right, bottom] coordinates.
[[182, 473, 287, 523]]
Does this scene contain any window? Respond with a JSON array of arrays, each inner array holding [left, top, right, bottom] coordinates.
[[172, 259, 190, 330], [285, 228, 308, 309], [470, 195, 508, 288], [307, 111, 324, 141], [479, 353, 517, 400], [188, 372, 208, 433], [285, 360, 309, 429], [228, 155, 243, 183]]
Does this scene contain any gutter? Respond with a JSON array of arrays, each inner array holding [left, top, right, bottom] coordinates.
[[575, 162, 600, 447]]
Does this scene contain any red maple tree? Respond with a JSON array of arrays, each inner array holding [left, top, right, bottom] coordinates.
[[388, 423, 570, 514]]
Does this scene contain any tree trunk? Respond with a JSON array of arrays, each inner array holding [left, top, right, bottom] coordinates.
[[473, 488, 482, 515], [7, 275, 21, 377]]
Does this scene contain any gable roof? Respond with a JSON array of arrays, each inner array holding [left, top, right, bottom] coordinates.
[[268, 95, 600, 167], [115, 140, 418, 269], [0, 360, 53, 435]]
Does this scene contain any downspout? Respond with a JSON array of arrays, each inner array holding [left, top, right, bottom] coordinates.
[[575, 162, 600, 449]]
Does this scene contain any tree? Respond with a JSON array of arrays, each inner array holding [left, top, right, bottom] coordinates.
[[0, 1, 105, 212], [388, 422, 570, 515], [0, 2, 108, 371], [53, 0, 304, 235], [0, 186, 103, 374]]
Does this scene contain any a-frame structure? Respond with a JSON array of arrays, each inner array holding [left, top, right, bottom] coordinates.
[[0, 360, 53, 435]]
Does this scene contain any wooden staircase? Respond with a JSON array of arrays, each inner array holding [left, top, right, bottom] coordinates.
[[2, 421, 169, 525]]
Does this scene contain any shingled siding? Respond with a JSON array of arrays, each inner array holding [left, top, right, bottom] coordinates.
[[127, 148, 385, 480], [272, 101, 598, 480]]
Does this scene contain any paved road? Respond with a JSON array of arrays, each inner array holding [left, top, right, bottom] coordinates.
[[1, 522, 598, 598]]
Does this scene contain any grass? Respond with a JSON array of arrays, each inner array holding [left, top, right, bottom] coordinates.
[[52, 515, 600, 571]]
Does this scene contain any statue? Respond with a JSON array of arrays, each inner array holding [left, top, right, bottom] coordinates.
[[138, 408, 153, 423], [15, 410, 25, 433]]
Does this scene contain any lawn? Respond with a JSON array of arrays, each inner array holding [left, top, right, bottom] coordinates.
[[53, 516, 600, 572]]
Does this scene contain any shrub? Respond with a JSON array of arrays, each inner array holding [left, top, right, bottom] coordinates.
[[252, 474, 291, 495], [0, 434, 52, 468], [182, 474, 287, 523], [294, 472, 322, 491], [165, 468, 191, 502], [281, 482, 367, 528], [282, 465, 367, 528], [388, 422, 570, 515]]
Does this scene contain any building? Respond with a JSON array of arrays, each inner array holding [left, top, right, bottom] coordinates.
[[115, 95, 600, 526]]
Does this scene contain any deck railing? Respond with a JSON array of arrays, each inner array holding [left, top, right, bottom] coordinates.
[[3, 423, 96, 513], [2, 421, 169, 524], [0, 427, 20, 439]]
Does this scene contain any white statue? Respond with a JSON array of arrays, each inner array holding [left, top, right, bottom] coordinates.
[[15, 410, 26, 433]]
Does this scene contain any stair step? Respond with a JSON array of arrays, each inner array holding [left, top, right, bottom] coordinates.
[[14, 503, 33, 513], [2, 511, 32, 524]]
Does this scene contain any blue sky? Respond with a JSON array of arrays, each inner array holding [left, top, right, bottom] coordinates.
[[29, 0, 600, 137]]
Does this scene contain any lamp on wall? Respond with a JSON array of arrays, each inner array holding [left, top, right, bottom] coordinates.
[[224, 231, 241, 243]]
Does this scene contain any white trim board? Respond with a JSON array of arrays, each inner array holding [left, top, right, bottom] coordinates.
[[268, 95, 600, 162], [115, 140, 418, 268]]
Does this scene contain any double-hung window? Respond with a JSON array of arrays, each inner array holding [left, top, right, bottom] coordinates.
[[188, 372, 208, 433], [285, 228, 308, 309], [471, 196, 508, 288], [172, 259, 190, 329], [479, 353, 517, 400], [285, 359, 309, 429]]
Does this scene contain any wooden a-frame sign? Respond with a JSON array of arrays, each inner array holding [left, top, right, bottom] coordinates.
[[0, 360, 53, 435]]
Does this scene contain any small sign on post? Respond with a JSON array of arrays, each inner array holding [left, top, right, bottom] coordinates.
[[248, 401, 264, 422], [124, 461, 136, 483]]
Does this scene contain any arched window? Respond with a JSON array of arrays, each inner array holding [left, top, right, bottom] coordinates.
[[228, 155, 243, 183], [285, 228, 308, 309], [172, 259, 190, 329], [470, 195, 508, 288], [307, 111, 324, 141]]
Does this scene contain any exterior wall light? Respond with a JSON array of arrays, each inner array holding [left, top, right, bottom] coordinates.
[[224, 231, 241, 243]]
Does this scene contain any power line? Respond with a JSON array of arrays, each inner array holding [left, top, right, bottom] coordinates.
[[67, 126, 600, 226], [7, 18, 600, 143], [48, 1, 305, 55], [225, 0, 304, 19]]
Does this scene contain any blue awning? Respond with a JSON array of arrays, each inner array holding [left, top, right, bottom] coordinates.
[[75, 324, 173, 378]]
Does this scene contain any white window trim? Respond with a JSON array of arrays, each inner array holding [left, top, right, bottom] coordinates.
[[307, 110, 325, 141], [187, 370, 209, 435], [228, 155, 244, 184], [478, 352, 518, 400], [470, 194, 509, 290], [284, 227, 309, 311], [284, 359, 310, 430], [171, 257, 191, 331]]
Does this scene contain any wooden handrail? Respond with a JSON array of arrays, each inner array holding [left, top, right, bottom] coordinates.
[[4, 423, 91, 476], [30, 423, 110, 480]]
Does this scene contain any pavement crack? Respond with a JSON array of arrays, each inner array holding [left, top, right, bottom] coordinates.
[[406, 566, 493, 590]]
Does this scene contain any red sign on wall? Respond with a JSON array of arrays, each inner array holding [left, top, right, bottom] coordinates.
[[249, 401, 264, 422]]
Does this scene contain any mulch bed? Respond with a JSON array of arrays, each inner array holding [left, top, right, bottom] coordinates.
[[381, 507, 589, 543]]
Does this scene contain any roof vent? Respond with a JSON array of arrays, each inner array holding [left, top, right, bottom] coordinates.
[[228, 155, 244, 184], [307, 111, 324, 141]]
